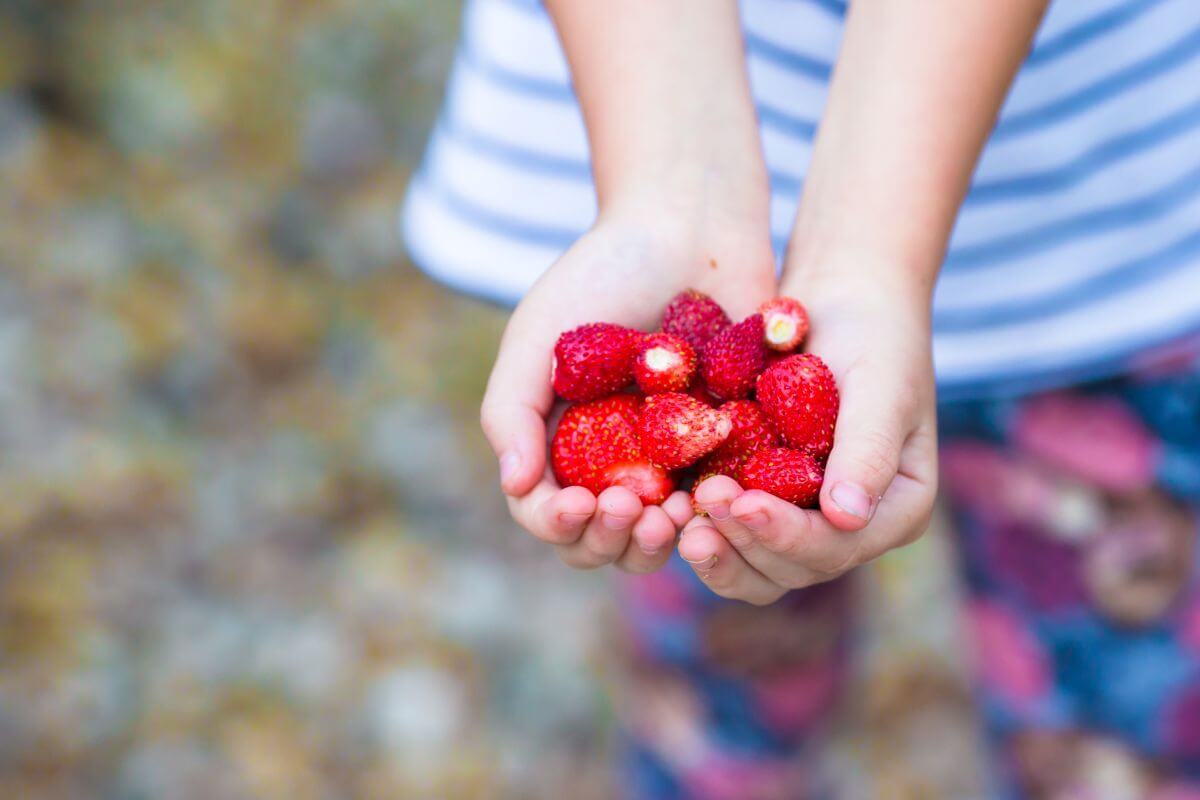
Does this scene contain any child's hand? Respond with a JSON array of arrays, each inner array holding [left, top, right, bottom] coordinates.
[[481, 210, 775, 574], [684, 259, 939, 604]]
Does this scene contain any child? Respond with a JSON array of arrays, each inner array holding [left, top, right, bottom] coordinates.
[[404, 0, 1200, 795]]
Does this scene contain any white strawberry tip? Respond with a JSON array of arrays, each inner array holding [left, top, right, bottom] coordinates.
[[764, 314, 798, 350], [644, 346, 681, 373]]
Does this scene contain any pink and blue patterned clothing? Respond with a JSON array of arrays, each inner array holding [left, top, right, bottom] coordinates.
[[617, 338, 1200, 799]]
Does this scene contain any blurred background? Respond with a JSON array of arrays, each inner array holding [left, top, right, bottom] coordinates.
[[0, 2, 984, 797]]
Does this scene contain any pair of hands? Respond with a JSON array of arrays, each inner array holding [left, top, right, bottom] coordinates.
[[480, 206, 938, 605]]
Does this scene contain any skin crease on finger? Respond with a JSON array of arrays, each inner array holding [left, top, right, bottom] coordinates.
[[678, 520, 785, 605]]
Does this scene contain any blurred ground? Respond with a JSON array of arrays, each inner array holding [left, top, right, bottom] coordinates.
[[0, 2, 985, 798]]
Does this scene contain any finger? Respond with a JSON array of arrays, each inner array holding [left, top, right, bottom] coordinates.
[[819, 362, 911, 532], [508, 483, 596, 545], [480, 315, 557, 497], [696, 476, 824, 588], [854, 423, 939, 560], [728, 490, 862, 579], [615, 505, 676, 574], [661, 491, 696, 530], [693, 475, 781, 562], [557, 486, 642, 569], [678, 517, 786, 606]]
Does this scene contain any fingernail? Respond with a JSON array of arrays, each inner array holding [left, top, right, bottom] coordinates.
[[639, 542, 660, 555], [602, 513, 630, 531], [831, 482, 873, 521], [559, 511, 591, 527], [739, 511, 768, 530], [703, 502, 731, 521], [499, 451, 520, 485], [682, 554, 717, 570]]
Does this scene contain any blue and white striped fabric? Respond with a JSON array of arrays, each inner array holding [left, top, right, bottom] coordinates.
[[402, 0, 1200, 400]]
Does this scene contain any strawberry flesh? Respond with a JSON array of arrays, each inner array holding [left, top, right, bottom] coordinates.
[[700, 314, 767, 400], [634, 332, 697, 394], [637, 392, 732, 469], [739, 447, 825, 508], [661, 290, 731, 351], [552, 322, 641, 402], [756, 353, 839, 460]]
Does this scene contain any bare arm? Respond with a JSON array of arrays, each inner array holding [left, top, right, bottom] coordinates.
[[687, 1, 1051, 604], [789, 0, 1049, 289], [545, 0, 770, 234], [482, 1, 776, 574]]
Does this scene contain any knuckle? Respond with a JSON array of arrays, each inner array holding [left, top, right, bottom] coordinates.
[[722, 525, 759, 552], [754, 520, 801, 556], [819, 542, 865, 577], [845, 428, 900, 489]]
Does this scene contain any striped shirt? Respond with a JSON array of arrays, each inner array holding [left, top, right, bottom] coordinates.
[[402, 0, 1200, 400]]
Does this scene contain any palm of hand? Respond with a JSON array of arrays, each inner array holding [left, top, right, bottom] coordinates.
[[481, 219, 776, 575]]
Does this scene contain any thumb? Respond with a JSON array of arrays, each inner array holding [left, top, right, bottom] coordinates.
[[480, 321, 555, 497], [819, 367, 908, 532]]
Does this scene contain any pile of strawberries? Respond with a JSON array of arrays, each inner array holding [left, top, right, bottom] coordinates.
[[550, 290, 839, 509]]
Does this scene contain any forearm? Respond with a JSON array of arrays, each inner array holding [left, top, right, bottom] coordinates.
[[785, 0, 1049, 300], [546, 0, 769, 235]]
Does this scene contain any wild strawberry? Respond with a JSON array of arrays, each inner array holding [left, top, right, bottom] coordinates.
[[696, 448, 748, 482], [715, 400, 780, 458], [661, 290, 731, 351], [599, 460, 675, 506], [550, 394, 674, 504], [708, 400, 779, 471], [739, 447, 825, 507], [634, 332, 697, 394], [690, 401, 779, 512], [756, 354, 839, 460], [552, 322, 641, 402], [637, 392, 732, 469], [759, 296, 809, 352], [700, 314, 767, 400], [551, 395, 640, 488]]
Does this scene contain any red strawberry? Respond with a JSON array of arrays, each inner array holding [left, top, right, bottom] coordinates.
[[634, 332, 697, 394], [552, 322, 641, 402], [661, 290, 731, 351], [759, 297, 809, 352], [691, 401, 779, 512], [756, 354, 839, 460], [739, 447, 825, 508], [599, 461, 675, 506], [700, 314, 768, 400], [551, 395, 674, 504], [637, 392, 732, 469], [715, 400, 780, 459], [696, 448, 747, 482]]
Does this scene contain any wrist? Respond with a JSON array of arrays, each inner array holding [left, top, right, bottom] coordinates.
[[596, 173, 776, 278], [781, 249, 936, 326], [598, 154, 770, 230]]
